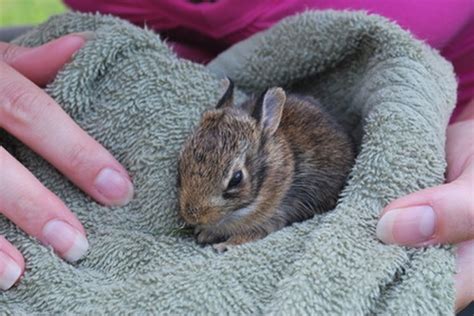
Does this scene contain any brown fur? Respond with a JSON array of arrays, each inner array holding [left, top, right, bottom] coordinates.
[[177, 85, 355, 252]]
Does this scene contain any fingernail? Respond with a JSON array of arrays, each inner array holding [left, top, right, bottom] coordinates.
[[0, 252, 22, 290], [94, 168, 134, 205], [376, 205, 436, 245], [70, 31, 95, 41], [42, 220, 89, 262]]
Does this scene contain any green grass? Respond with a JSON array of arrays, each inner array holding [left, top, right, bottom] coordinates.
[[0, 0, 67, 27]]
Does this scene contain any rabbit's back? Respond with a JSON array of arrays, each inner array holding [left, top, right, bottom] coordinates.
[[277, 96, 355, 223]]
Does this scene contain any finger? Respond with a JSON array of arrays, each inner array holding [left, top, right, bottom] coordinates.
[[0, 236, 24, 290], [445, 119, 474, 182], [455, 240, 474, 312], [376, 174, 474, 245], [0, 147, 88, 262], [0, 62, 134, 206], [0, 33, 92, 86]]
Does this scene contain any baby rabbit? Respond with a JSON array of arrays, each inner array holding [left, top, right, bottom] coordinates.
[[177, 80, 355, 252]]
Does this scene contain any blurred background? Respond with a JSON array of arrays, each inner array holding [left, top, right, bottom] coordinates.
[[0, 0, 66, 27]]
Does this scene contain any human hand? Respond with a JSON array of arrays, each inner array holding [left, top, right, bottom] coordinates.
[[376, 100, 474, 311], [0, 34, 134, 290]]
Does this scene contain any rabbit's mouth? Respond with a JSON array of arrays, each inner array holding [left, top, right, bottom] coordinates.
[[216, 201, 258, 227]]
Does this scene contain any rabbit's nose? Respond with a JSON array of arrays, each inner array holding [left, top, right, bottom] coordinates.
[[187, 206, 199, 215]]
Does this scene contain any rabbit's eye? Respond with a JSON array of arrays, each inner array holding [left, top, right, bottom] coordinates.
[[176, 170, 182, 188], [227, 170, 243, 189]]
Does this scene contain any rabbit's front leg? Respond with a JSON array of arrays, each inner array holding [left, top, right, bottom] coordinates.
[[212, 232, 267, 253], [195, 226, 226, 245]]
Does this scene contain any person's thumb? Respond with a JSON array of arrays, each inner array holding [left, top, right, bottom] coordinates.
[[376, 177, 473, 245], [0, 32, 93, 86]]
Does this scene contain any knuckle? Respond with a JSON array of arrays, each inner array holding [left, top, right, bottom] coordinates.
[[11, 192, 56, 235], [453, 180, 474, 236], [65, 143, 91, 173], [0, 81, 43, 126], [9, 193, 42, 231], [0, 43, 20, 63]]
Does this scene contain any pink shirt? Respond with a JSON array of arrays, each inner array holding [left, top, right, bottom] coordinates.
[[64, 0, 474, 120]]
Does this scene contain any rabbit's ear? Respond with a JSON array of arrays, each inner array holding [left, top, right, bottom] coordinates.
[[252, 87, 286, 136], [216, 78, 234, 109]]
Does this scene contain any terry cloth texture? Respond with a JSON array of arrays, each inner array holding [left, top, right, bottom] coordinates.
[[0, 11, 457, 314]]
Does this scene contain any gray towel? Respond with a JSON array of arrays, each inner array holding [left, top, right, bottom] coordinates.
[[0, 11, 457, 314]]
